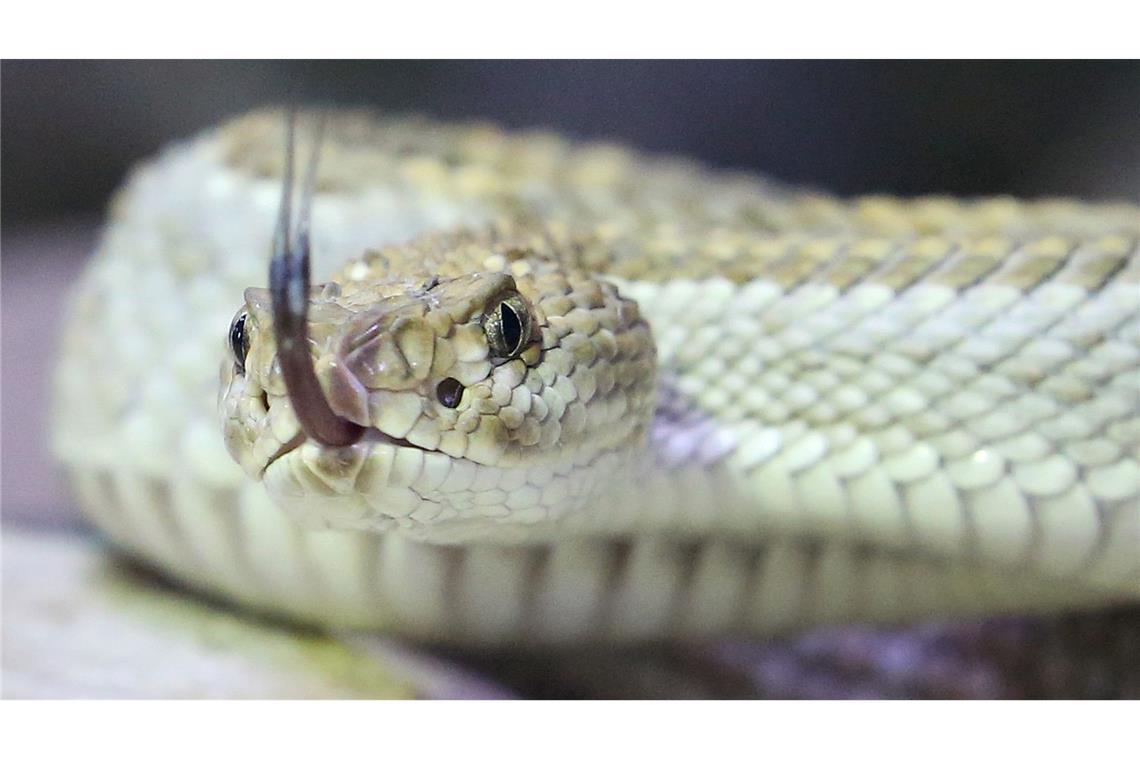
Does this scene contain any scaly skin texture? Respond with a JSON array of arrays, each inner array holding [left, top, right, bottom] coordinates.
[[221, 227, 656, 544], [53, 110, 1139, 646]]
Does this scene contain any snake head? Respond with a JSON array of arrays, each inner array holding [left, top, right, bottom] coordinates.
[[220, 234, 657, 540]]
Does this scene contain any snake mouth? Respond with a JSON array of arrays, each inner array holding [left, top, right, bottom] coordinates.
[[258, 426, 442, 478], [261, 432, 305, 477], [361, 428, 440, 454]]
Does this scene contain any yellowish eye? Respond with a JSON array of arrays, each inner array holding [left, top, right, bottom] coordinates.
[[484, 293, 531, 359]]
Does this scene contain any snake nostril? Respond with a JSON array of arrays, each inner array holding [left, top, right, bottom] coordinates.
[[436, 378, 464, 409]]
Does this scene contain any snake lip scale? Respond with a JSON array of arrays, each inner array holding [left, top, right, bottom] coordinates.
[[51, 108, 1140, 645]]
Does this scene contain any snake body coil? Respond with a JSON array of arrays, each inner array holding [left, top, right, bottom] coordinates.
[[53, 111, 1140, 643]]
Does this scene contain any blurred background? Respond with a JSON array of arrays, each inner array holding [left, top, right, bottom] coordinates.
[[3, 60, 1139, 698], [5, 60, 1140, 228]]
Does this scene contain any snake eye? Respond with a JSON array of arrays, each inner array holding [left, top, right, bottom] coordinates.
[[229, 310, 250, 374], [484, 293, 531, 359], [436, 377, 464, 409]]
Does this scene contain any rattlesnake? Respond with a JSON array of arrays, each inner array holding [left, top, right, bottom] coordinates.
[[53, 109, 1139, 645]]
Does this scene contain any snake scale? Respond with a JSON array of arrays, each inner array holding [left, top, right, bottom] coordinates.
[[52, 109, 1140, 646]]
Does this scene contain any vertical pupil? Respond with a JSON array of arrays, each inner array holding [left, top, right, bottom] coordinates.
[[500, 302, 522, 352], [230, 313, 248, 371]]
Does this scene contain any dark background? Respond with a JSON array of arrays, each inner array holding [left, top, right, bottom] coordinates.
[[4, 60, 1140, 228]]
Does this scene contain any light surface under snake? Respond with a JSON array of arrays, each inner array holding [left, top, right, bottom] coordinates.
[[52, 110, 1140, 645]]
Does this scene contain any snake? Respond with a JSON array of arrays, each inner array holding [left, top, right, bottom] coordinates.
[[52, 109, 1140, 646]]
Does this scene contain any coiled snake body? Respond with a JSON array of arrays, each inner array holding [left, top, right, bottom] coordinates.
[[53, 111, 1140, 644]]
